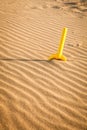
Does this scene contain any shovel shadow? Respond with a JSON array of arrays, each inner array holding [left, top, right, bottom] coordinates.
[[0, 58, 51, 62]]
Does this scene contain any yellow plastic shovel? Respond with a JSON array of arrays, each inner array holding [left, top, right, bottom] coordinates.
[[48, 27, 68, 61]]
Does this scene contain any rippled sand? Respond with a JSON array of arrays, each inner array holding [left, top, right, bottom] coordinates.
[[0, 0, 87, 130]]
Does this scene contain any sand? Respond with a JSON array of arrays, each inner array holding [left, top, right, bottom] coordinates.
[[0, 0, 87, 130]]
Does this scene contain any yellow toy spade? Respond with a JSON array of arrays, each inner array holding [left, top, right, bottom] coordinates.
[[48, 27, 68, 61]]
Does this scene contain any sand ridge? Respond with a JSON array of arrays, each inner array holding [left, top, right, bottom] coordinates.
[[0, 0, 87, 130]]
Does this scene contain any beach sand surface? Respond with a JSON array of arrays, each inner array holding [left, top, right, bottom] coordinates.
[[0, 0, 87, 130]]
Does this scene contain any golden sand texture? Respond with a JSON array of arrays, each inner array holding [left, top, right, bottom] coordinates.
[[0, 0, 87, 130]]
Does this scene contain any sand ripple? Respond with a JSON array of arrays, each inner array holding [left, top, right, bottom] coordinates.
[[0, 0, 87, 130]]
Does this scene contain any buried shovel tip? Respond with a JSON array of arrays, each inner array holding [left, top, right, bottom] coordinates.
[[48, 54, 67, 61]]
